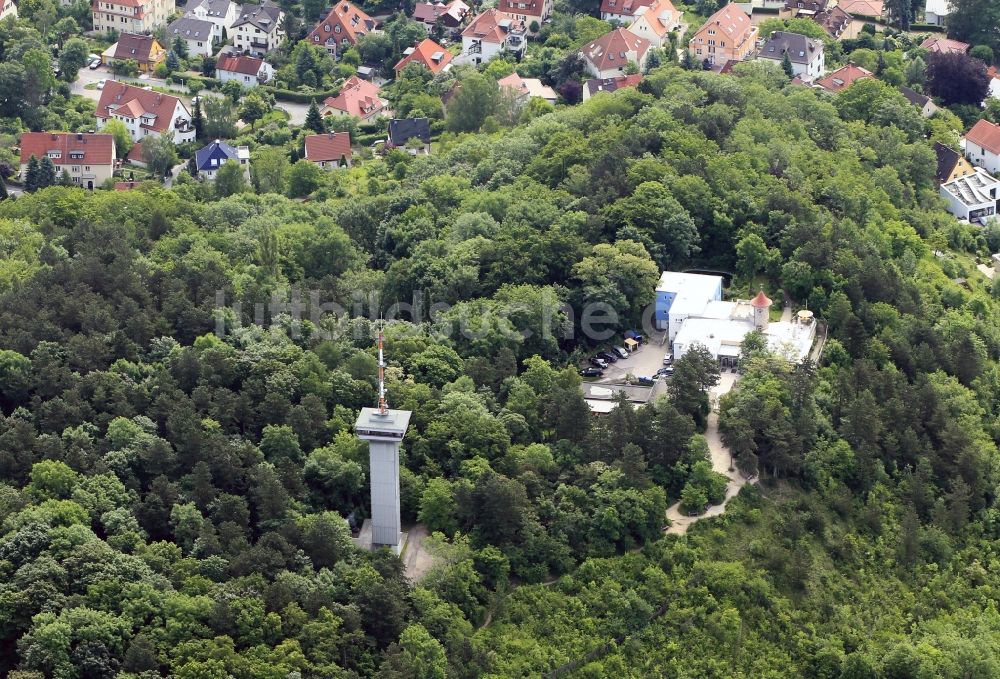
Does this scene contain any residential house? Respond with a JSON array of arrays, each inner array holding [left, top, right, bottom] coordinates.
[[940, 167, 1000, 224], [216, 53, 273, 87], [935, 141, 975, 186], [498, 72, 558, 105], [306, 1, 376, 57], [304, 132, 353, 168], [837, 0, 883, 17], [581, 28, 650, 79], [195, 139, 250, 180], [183, 0, 240, 40], [923, 0, 949, 25], [232, 2, 284, 57], [600, 0, 654, 23], [126, 142, 145, 167], [92, 0, 174, 34], [167, 16, 218, 56], [95, 80, 196, 143], [394, 38, 453, 78], [988, 66, 1000, 100], [19, 132, 116, 190], [107, 33, 165, 72], [624, 0, 677, 48], [688, 3, 757, 67], [899, 86, 938, 117], [321, 75, 386, 120], [964, 119, 1000, 175], [784, 0, 827, 15], [412, 0, 468, 34], [758, 31, 824, 80], [814, 62, 872, 93], [496, 0, 551, 27], [0, 0, 17, 20], [388, 118, 431, 154], [457, 9, 527, 66], [919, 36, 969, 54], [811, 5, 850, 39], [582, 73, 642, 101]]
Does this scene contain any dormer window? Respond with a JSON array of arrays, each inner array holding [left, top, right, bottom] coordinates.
[[324, 24, 330, 31], [334, 25, 341, 32]]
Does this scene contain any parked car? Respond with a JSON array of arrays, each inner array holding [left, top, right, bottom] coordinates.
[[579, 367, 604, 378], [88, 57, 101, 69], [590, 357, 609, 369], [635, 376, 655, 386], [596, 351, 617, 363], [662, 353, 673, 365], [657, 366, 674, 377], [96, 79, 106, 89], [612, 346, 629, 359]]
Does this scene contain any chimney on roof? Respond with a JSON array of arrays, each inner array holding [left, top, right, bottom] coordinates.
[[51, 133, 58, 140]]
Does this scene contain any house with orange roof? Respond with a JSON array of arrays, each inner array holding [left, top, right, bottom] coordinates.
[[687, 3, 756, 67], [837, 0, 883, 17], [458, 9, 527, 65], [964, 119, 1000, 175], [813, 62, 872, 93], [307, 1, 376, 56], [394, 38, 453, 78], [919, 36, 969, 55], [92, 0, 173, 34], [495, 0, 551, 26], [19, 132, 116, 190], [321, 76, 387, 120], [95, 80, 195, 143], [581, 28, 650, 79], [304, 132, 353, 169], [624, 0, 677, 48]]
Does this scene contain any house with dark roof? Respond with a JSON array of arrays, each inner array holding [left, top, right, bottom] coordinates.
[[811, 5, 850, 38], [814, 63, 872, 93], [582, 74, 642, 101], [965, 119, 1000, 175], [457, 9, 527, 65], [184, 0, 240, 37], [758, 31, 824, 81], [19, 132, 116, 190], [412, 0, 468, 33], [233, 2, 285, 56], [195, 139, 250, 180], [107, 33, 165, 72], [304, 133, 353, 168], [394, 38, 453, 78], [307, 1, 376, 57], [167, 16, 219, 57], [580, 28, 650, 79], [96, 80, 196, 143], [899, 86, 937, 117], [216, 53, 274, 88], [935, 142, 975, 186], [388, 118, 431, 154], [784, 0, 827, 15]]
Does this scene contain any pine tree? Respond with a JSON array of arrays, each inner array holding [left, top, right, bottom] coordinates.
[[24, 156, 40, 192], [58, 169, 72, 186], [192, 97, 204, 140], [39, 156, 57, 189], [166, 50, 180, 72], [781, 51, 794, 78], [305, 100, 324, 133], [0, 178, 8, 201]]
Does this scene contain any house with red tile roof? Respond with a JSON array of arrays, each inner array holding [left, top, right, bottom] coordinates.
[[582, 73, 642, 101], [321, 76, 387, 120], [19, 132, 116, 190], [837, 0, 883, 17], [688, 3, 757, 67], [624, 0, 677, 48], [498, 72, 558, 104], [95, 80, 196, 143], [919, 36, 969, 55], [581, 28, 649, 79], [216, 53, 274, 89], [307, 1, 377, 56], [107, 33, 165, 72], [457, 9, 527, 65], [813, 62, 873, 93], [394, 38, 453, 78], [601, 0, 652, 23], [964, 119, 1000, 175], [304, 133, 353, 168], [496, 0, 551, 25]]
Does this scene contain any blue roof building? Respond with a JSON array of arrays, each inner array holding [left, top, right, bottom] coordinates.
[[194, 139, 250, 180]]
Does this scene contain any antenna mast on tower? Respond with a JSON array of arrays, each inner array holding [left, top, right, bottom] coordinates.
[[377, 320, 388, 415]]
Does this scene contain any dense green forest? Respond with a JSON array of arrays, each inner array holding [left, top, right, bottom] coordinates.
[[3, 61, 1000, 678]]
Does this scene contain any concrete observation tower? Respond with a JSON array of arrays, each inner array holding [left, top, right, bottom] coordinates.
[[354, 329, 411, 552]]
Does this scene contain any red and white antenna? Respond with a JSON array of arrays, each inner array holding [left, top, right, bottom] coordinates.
[[377, 322, 388, 415]]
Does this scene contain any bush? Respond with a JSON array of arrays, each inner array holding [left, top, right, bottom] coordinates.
[[170, 73, 220, 90], [261, 87, 340, 103], [680, 483, 708, 515]]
